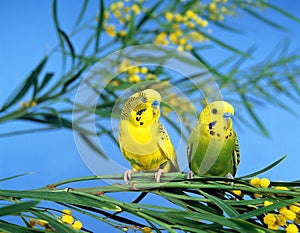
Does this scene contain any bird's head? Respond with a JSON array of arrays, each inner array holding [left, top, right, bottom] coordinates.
[[200, 101, 235, 135], [125, 89, 161, 127]]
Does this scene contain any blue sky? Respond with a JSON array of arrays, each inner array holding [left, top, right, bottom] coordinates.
[[0, 0, 300, 231]]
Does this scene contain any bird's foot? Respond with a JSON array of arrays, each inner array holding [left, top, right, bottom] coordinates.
[[155, 169, 166, 183], [124, 169, 139, 184], [225, 173, 234, 186], [187, 171, 194, 179]]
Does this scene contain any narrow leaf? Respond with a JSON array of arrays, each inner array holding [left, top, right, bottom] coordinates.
[[95, 0, 104, 52], [0, 201, 39, 217], [1, 56, 48, 111], [238, 155, 287, 178], [199, 190, 240, 218]]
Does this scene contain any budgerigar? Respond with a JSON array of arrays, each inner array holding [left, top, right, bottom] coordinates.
[[119, 89, 179, 183], [187, 101, 240, 180]]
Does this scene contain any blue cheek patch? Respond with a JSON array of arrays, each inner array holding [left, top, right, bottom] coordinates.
[[152, 100, 160, 108]]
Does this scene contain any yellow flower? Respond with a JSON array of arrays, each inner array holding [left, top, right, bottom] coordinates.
[[190, 31, 204, 42], [276, 214, 286, 226], [106, 24, 117, 37], [174, 29, 182, 36], [37, 219, 49, 227], [185, 44, 192, 51], [142, 227, 153, 233], [185, 10, 197, 20], [250, 177, 260, 186], [132, 4, 141, 15], [154, 32, 167, 44], [119, 30, 127, 37], [21, 101, 29, 108], [178, 37, 187, 45], [110, 3, 118, 11], [289, 204, 300, 213], [145, 73, 157, 80], [286, 224, 299, 233], [279, 206, 288, 214], [263, 201, 273, 207], [187, 22, 195, 29], [117, 1, 124, 8], [128, 74, 141, 83], [231, 190, 242, 196], [177, 45, 184, 51], [259, 178, 270, 188], [268, 224, 279, 230], [165, 12, 173, 21], [61, 215, 74, 225], [263, 214, 276, 225], [173, 24, 180, 30], [169, 33, 178, 43], [104, 10, 109, 20], [208, 2, 217, 11], [140, 67, 148, 74], [62, 209, 72, 216], [71, 221, 83, 230], [29, 219, 36, 227], [174, 14, 183, 22], [218, 14, 224, 21], [124, 7, 131, 14], [283, 209, 296, 220], [254, 193, 263, 198]]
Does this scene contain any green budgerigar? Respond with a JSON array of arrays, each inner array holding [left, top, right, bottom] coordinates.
[[187, 101, 240, 179]]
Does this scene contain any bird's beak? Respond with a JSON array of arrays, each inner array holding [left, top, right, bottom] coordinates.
[[151, 100, 160, 109], [223, 112, 233, 127]]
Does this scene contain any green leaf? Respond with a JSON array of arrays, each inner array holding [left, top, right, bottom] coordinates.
[[136, 1, 163, 30], [95, 0, 104, 52], [73, 0, 89, 27], [261, 1, 300, 23], [0, 219, 44, 233], [1, 56, 48, 111], [199, 30, 250, 57], [0, 201, 39, 217], [198, 190, 240, 218], [30, 210, 78, 233], [38, 72, 54, 92], [57, 28, 76, 61], [242, 7, 286, 30], [0, 172, 36, 182], [240, 93, 269, 137], [238, 155, 287, 178]]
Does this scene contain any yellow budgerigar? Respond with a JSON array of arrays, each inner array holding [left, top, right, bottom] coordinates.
[[187, 101, 240, 180], [119, 89, 179, 183]]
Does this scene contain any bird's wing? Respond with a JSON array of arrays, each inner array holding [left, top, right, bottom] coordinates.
[[232, 134, 240, 176], [187, 123, 201, 165], [158, 123, 179, 172]]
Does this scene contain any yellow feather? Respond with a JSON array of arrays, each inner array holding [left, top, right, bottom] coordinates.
[[119, 89, 178, 176]]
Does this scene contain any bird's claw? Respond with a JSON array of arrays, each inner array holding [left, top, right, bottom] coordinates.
[[124, 169, 139, 184], [187, 171, 194, 179], [155, 169, 166, 183], [225, 173, 234, 186]]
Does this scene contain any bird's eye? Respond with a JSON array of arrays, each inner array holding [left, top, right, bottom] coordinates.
[[211, 108, 218, 114], [141, 97, 147, 103]]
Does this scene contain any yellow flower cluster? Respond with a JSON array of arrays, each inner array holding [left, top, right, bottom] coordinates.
[[248, 178, 299, 232], [29, 219, 53, 231], [207, 0, 236, 22], [61, 209, 83, 230], [21, 99, 37, 109], [115, 59, 155, 85], [29, 209, 82, 231], [263, 204, 300, 232], [154, 10, 209, 51], [105, 1, 144, 38]]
